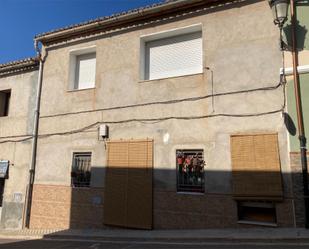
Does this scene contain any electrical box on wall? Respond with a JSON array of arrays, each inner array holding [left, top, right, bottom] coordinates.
[[99, 124, 109, 138]]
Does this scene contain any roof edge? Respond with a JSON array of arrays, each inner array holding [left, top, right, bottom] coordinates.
[[35, 0, 219, 44], [0, 57, 39, 78]]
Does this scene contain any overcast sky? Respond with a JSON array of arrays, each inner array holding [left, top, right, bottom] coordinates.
[[0, 0, 162, 64]]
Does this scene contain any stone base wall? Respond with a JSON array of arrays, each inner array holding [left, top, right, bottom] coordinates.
[[30, 185, 105, 229], [153, 190, 294, 229], [290, 152, 309, 227], [154, 191, 236, 229], [0, 202, 24, 229], [30, 185, 295, 229]]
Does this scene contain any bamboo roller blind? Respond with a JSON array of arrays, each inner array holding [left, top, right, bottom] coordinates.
[[104, 139, 153, 229], [230, 134, 283, 200]]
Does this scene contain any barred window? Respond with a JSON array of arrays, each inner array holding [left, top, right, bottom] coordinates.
[[71, 152, 91, 188], [176, 149, 205, 193]]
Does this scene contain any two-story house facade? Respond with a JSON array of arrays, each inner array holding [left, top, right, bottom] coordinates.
[[1, 0, 308, 230], [0, 58, 39, 229], [26, 0, 297, 229]]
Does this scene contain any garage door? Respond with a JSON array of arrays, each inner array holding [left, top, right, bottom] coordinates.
[[104, 139, 153, 229]]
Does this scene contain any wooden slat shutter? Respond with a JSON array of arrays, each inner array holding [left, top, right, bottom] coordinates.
[[104, 139, 153, 229], [127, 141, 153, 229], [231, 134, 283, 200]]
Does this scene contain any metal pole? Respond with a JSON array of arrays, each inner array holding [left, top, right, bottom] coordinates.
[[290, 0, 309, 228], [24, 41, 44, 228]]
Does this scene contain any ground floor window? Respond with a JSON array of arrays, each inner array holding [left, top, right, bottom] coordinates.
[[176, 149, 205, 193], [0, 179, 4, 207], [71, 152, 92, 187], [237, 201, 277, 226]]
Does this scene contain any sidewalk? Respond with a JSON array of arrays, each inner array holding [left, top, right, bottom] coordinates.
[[0, 228, 309, 242]]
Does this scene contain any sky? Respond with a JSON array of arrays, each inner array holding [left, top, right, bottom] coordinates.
[[0, 0, 162, 64]]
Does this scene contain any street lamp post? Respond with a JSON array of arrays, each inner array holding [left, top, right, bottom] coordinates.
[[268, 0, 309, 228], [268, 0, 289, 27]]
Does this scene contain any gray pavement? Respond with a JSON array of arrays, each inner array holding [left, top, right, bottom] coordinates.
[[0, 228, 309, 249], [0, 239, 308, 249], [1, 228, 309, 242]]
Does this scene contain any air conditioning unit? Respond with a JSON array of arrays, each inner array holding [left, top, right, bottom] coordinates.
[[99, 124, 109, 138]]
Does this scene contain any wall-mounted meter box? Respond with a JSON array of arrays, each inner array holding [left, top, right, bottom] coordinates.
[[99, 124, 109, 138]]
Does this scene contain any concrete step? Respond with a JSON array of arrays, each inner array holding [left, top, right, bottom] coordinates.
[[42, 233, 309, 243]]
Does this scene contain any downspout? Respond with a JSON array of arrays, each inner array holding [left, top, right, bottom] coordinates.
[[290, 0, 309, 228], [23, 40, 44, 228]]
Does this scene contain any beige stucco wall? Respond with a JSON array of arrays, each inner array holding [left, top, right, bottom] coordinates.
[[0, 70, 38, 229], [33, 0, 294, 228]]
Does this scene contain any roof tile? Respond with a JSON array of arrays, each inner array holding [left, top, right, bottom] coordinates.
[[35, 0, 178, 39]]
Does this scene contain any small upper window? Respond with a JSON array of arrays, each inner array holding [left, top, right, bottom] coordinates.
[[141, 28, 203, 81], [0, 90, 11, 117], [74, 53, 96, 90], [69, 48, 96, 90]]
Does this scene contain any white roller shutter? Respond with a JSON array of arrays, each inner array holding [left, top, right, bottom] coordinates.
[[145, 31, 202, 80], [75, 53, 96, 89]]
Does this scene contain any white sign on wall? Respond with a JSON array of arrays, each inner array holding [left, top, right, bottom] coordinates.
[[13, 193, 23, 202]]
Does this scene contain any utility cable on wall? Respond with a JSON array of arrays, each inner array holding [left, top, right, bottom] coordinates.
[[40, 81, 283, 119], [0, 136, 33, 144], [0, 80, 286, 144], [0, 106, 284, 144]]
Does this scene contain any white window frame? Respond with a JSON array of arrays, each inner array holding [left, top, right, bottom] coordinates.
[[68, 46, 96, 91], [140, 24, 203, 81]]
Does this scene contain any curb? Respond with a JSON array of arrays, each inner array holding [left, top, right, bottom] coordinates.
[[1, 229, 309, 243], [42, 234, 309, 243], [0, 234, 43, 240]]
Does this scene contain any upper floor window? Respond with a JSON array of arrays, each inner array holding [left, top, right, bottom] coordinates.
[[0, 90, 11, 117], [69, 47, 96, 90], [140, 25, 203, 81]]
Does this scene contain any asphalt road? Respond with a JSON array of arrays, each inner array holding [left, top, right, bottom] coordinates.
[[0, 239, 308, 249]]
